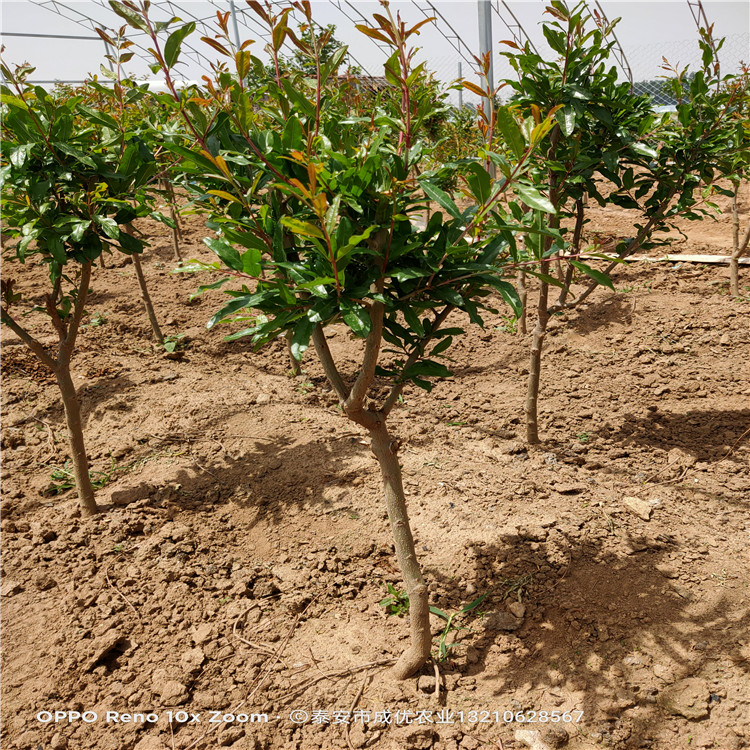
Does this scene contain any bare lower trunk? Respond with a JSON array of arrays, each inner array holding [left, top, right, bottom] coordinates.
[[526, 276, 550, 445], [131, 252, 164, 345], [2, 262, 99, 516], [730, 185, 750, 298], [369, 421, 431, 679], [55, 366, 98, 516], [731, 189, 740, 297], [162, 179, 183, 262], [525, 126, 559, 445], [516, 268, 527, 336], [730, 257, 741, 297], [310, 250, 431, 679]]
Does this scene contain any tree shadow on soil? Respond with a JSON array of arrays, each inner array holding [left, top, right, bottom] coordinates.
[[426, 528, 749, 749], [104, 429, 370, 526], [558, 293, 633, 336], [605, 408, 750, 460]]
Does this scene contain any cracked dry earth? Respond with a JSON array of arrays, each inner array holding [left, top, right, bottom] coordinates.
[[1, 188, 749, 750]]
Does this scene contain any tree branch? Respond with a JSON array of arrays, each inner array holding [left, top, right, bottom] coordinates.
[[344, 298, 384, 414], [548, 186, 679, 315], [735, 219, 750, 260], [311, 324, 349, 402], [59, 262, 92, 366], [1, 308, 58, 371], [381, 305, 453, 417]]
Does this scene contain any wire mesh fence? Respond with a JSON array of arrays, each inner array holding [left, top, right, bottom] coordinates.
[[2, 1, 747, 113], [629, 33, 748, 107], [430, 31, 749, 109]]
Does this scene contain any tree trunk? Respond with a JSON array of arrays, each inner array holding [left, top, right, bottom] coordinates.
[[162, 179, 183, 262], [525, 125, 559, 445], [55, 354, 98, 516], [525, 275, 550, 444], [730, 187, 740, 297], [729, 182, 750, 298], [516, 268, 527, 336], [369, 420, 431, 679], [131, 251, 165, 346]]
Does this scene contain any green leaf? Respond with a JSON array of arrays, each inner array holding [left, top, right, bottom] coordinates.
[[281, 115, 303, 150], [77, 104, 119, 131], [207, 293, 265, 329], [0, 93, 28, 109], [602, 151, 619, 174], [488, 278, 522, 317], [47, 236, 67, 265], [150, 211, 177, 229], [164, 22, 196, 68], [466, 162, 492, 205], [70, 220, 91, 243], [391, 267, 430, 282], [589, 105, 613, 128], [290, 318, 314, 361], [515, 185, 556, 214], [542, 25, 566, 55], [240, 247, 262, 276], [460, 592, 489, 614], [188, 277, 229, 300], [495, 106, 525, 160], [402, 306, 424, 337], [108, 0, 149, 32], [403, 360, 452, 379], [567, 84, 591, 100], [340, 299, 371, 337], [281, 217, 325, 239], [163, 143, 227, 176], [321, 45, 349, 83], [555, 105, 576, 137], [421, 181, 462, 220], [94, 215, 120, 240], [570, 260, 614, 290], [204, 237, 241, 270], [429, 336, 453, 356], [631, 142, 658, 159], [118, 230, 143, 254], [9, 144, 34, 168], [53, 142, 96, 169], [430, 606, 450, 621]]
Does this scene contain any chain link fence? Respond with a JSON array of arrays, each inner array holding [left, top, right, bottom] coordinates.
[[629, 33, 748, 107], [427, 31, 749, 110]]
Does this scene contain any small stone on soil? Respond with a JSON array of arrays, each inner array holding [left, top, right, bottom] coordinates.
[[622, 496, 653, 521], [485, 611, 523, 631], [515, 728, 554, 750], [1, 580, 23, 597], [656, 677, 710, 720]]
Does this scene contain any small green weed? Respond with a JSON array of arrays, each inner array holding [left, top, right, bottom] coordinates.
[[83, 312, 108, 328], [576, 432, 590, 443], [497, 573, 533, 602], [379, 583, 410, 617], [495, 315, 517, 334], [47, 458, 121, 495], [430, 592, 488, 661], [163, 333, 187, 353]]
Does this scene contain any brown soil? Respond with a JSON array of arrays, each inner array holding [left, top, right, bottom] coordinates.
[[2, 185, 749, 750]]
